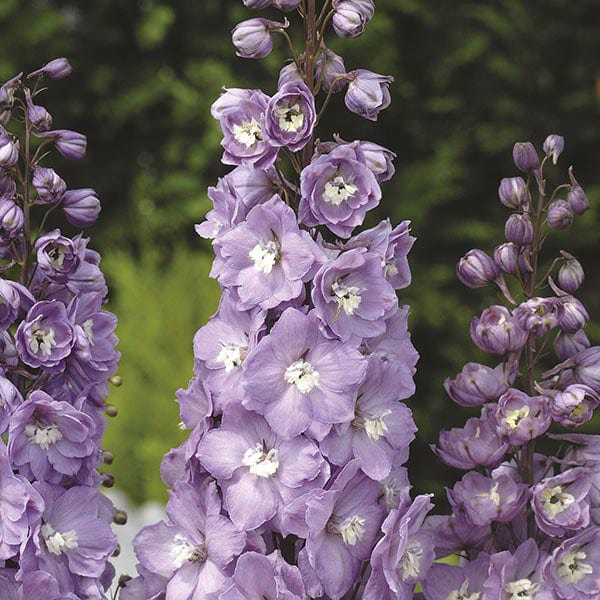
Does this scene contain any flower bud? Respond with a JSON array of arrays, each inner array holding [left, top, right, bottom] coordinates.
[[35, 129, 87, 159], [547, 199, 573, 230], [0, 73, 22, 126], [113, 510, 128, 525], [543, 134, 564, 164], [23, 88, 52, 133], [0, 128, 19, 167], [242, 0, 272, 8], [498, 176, 528, 210], [515, 296, 559, 336], [27, 57, 73, 80], [551, 384, 599, 428], [504, 212, 533, 245], [0, 198, 24, 237], [554, 330, 590, 362], [556, 297, 589, 334], [273, 0, 301, 9], [495, 388, 551, 445], [572, 347, 600, 393], [359, 141, 395, 182], [102, 450, 114, 464], [470, 305, 528, 354], [0, 172, 15, 202], [316, 49, 348, 93], [32, 166, 66, 205], [444, 362, 508, 407], [493, 242, 519, 275], [456, 249, 499, 288], [332, 0, 375, 38], [101, 472, 115, 488], [512, 141, 540, 173], [62, 188, 101, 227], [567, 166, 589, 215], [558, 251, 584, 293], [345, 69, 393, 121], [231, 18, 287, 59], [278, 62, 303, 88], [105, 404, 118, 417]]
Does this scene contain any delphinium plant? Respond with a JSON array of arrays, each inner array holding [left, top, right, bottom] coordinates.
[[124, 1, 434, 599], [0, 61, 121, 598], [427, 136, 600, 598]]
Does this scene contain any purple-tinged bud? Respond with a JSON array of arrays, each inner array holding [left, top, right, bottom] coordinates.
[[0, 198, 24, 237], [554, 330, 590, 362], [345, 69, 393, 121], [498, 177, 528, 210], [0, 72, 22, 126], [359, 141, 396, 183], [556, 296, 589, 334], [551, 384, 599, 428], [272, 0, 301, 10], [32, 167, 66, 205], [572, 347, 600, 393], [515, 296, 559, 336], [278, 62, 303, 88], [242, 0, 272, 8], [495, 388, 551, 445], [512, 142, 540, 174], [470, 305, 528, 354], [27, 57, 73, 80], [504, 212, 533, 245], [444, 362, 509, 407], [567, 166, 589, 215], [23, 88, 52, 133], [62, 188, 101, 227], [0, 171, 15, 202], [231, 18, 288, 59], [543, 134, 564, 165], [316, 49, 348, 93], [547, 199, 573, 230], [456, 249, 499, 288], [34, 129, 87, 159], [332, 0, 375, 38], [558, 251, 584, 293], [493, 242, 519, 275], [0, 128, 19, 167]]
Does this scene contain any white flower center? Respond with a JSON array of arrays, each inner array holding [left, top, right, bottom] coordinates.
[[216, 342, 247, 372], [332, 280, 362, 316], [379, 476, 402, 511], [274, 103, 304, 133], [30, 324, 56, 356], [448, 581, 481, 600], [505, 579, 540, 600], [541, 485, 575, 517], [249, 240, 280, 274], [399, 540, 423, 580], [284, 358, 320, 394], [323, 176, 357, 206], [354, 410, 391, 441], [241, 442, 279, 478], [25, 422, 63, 450], [328, 514, 366, 546], [47, 245, 67, 269], [170, 534, 207, 569], [476, 481, 501, 506], [384, 262, 399, 278], [503, 406, 529, 429], [233, 118, 263, 148], [82, 319, 94, 345], [42, 523, 78, 555], [557, 550, 593, 583]]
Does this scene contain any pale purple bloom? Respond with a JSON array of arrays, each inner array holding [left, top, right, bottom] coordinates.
[[554, 330, 590, 361], [316, 49, 348, 93], [359, 141, 396, 182], [213, 196, 318, 310], [35, 230, 80, 283], [568, 167, 589, 215], [470, 305, 528, 354], [198, 403, 328, 531], [498, 176, 528, 210], [232, 18, 287, 59], [548, 199, 573, 230], [0, 375, 22, 434], [512, 141, 540, 174], [345, 69, 393, 121], [544, 134, 565, 164], [34, 129, 87, 160], [15, 300, 75, 372], [558, 252, 584, 293], [28, 58, 73, 80], [277, 61, 303, 87], [505, 212, 533, 245], [495, 388, 551, 445], [0, 198, 23, 238], [320, 359, 416, 480], [532, 468, 591, 537], [243, 308, 367, 437], [24, 88, 52, 132], [133, 481, 245, 600], [422, 554, 490, 600], [299, 461, 385, 600], [32, 167, 66, 205], [444, 362, 509, 407], [515, 296, 559, 336], [556, 296, 589, 333], [62, 188, 101, 227], [363, 495, 435, 600], [0, 127, 18, 167], [424, 514, 490, 560], [265, 81, 316, 151], [299, 141, 381, 237], [0, 279, 30, 331], [211, 88, 278, 170], [312, 249, 396, 341], [332, 0, 374, 38], [551, 384, 600, 428], [456, 249, 499, 288]]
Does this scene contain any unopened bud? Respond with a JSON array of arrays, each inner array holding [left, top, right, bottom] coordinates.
[[498, 177, 528, 209], [512, 142, 540, 174], [558, 252, 584, 293], [28, 58, 73, 80], [118, 575, 132, 588], [110, 375, 123, 386], [456, 249, 499, 288], [232, 18, 287, 59], [0, 128, 19, 168], [494, 243, 519, 275], [105, 404, 118, 417], [567, 167, 589, 215], [547, 200, 573, 230], [316, 49, 348, 94], [505, 213, 533, 245], [112, 543, 121, 557], [543, 134, 564, 164], [101, 473, 115, 488], [554, 330, 590, 361], [113, 510, 128, 525], [102, 450, 114, 465]]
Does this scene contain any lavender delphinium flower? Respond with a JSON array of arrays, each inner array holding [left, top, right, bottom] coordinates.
[[128, 2, 422, 597], [0, 62, 121, 594]]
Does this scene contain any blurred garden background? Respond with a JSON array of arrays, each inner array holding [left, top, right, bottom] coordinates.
[[1, 0, 598, 508]]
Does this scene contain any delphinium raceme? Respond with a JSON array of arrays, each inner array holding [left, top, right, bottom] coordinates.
[[124, 1, 433, 599], [427, 136, 600, 598], [0, 60, 122, 598]]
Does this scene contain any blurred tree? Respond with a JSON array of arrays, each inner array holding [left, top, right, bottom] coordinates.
[[1, 0, 598, 504]]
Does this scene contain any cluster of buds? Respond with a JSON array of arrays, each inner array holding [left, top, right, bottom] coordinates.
[[0, 60, 122, 598], [124, 1, 433, 599], [430, 136, 600, 598]]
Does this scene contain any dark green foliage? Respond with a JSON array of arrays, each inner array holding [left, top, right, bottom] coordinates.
[[1, 0, 598, 504]]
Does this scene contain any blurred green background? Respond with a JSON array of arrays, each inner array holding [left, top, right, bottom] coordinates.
[[1, 0, 598, 505]]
